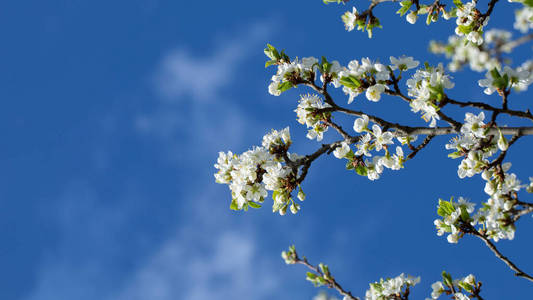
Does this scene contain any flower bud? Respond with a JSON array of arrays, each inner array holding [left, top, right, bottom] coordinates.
[[497, 131, 508, 151], [406, 11, 418, 24]]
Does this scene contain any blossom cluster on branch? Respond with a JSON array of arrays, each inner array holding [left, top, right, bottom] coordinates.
[[214, 0, 533, 298]]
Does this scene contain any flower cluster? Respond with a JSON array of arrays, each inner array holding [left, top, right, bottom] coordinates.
[[341, 7, 382, 38], [268, 56, 319, 96], [407, 63, 454, 127], [478, 66, 531, 95], [429, 34, 502, 72], [514, 7, 533, 33], [265, 45, 346, 96], [295, 94, 332, 141], [365, 273, 420, 300], [214, 127, 305, 215], [428, 272, 481, 300], [446, 112, 509, 178], [434, 197, 476, 243], [443, 112, 528, 241], [485, 29, 512, 49], [454, 1, 488, 45], [281, 245, 298, 264], [334, 115, 407, 180], [397, 0, 453, 26], [476, 161, 526, 241], [336, 58, 391, 103]]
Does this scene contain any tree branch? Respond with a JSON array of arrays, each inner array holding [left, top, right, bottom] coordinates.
[[500, 33, 533, 51], [292, 251, 360, 300], [406, 134, 435, 160], [471, 228, 533, 283], [445, 97, 533, 122]]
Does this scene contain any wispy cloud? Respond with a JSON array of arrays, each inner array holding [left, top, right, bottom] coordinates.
[[112, 187, 281, 300], [114, 230, 279, 300], [24, 182, 284, 300], [136, 20, 275, 162], [153, 21, 272, 102], [23, 182, 134, 300]]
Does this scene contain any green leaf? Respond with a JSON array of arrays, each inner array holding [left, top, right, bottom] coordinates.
[[490, 68, 501, 79], [456, 25, 471, 35], [230, 199, 239, 211], [265, 60, 277, 68], [248, 202, 262, 209], [320, 56, 332, 74], [458, 281, 474, 293], [442, 271, 453, 287], [437, 199, 455, 217], [346, 161, 355, 170], [264, 44, 280, 60], [437, 207, 446, 217], [277, 81, 294, 93], [460, 206, 470, 222], [355, 165, 368, 176], [340, 76, 361, 89], [453, 0, 463, 8], [448, 151, 463, 159], [396, 5, 411, 16], [418, 5, 430, 14], [345, 150, 355, 159]]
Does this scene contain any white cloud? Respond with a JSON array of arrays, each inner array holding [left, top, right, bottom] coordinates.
[[114, 230, 278, 300], [112, 187, 280, 300], [24, 183, 284, 300], [23, 182, 133, 300], [153, 21, 273, 102], [136, 20, 275, 162]]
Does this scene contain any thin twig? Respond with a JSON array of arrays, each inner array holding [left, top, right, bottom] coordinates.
[[446, 97, 533, 122], [294, 253, 360, 300], [500, 33, 533, 51], [471, 229, 533, 283], [406, 134, 435, 160]]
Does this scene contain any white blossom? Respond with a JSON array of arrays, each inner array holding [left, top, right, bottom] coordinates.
[[268, 57, 319, 96], [295, 94, 331, 141], [390, 55, 419, 71], [333, 142, 351, 159], [514, 7, 533, 33], [478, 66, 531, 95], [429, 281, 444, 299], [407, 64, 453, 127], [365, 273, 420, 300], [372, 124, 394, 151], [365, 84, 386, 102], [353, 115, 370, 133], [406, 11, 418, 24], [342, 7, 358, 32]]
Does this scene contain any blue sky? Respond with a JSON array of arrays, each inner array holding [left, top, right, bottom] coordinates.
[[0, 1, 532, 299]]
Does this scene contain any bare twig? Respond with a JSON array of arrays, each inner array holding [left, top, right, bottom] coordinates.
[[292, 250, 360, 300], [471, 228, 533, 283], [501, 33, 533, 51], [406, 134, 436, 160], [445, 97, 533, 122]]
